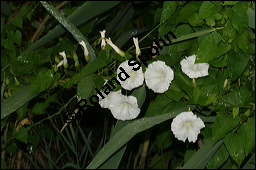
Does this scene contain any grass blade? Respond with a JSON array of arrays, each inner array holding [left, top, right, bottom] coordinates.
[[182, 139, 223, 169], [1, 85, 38, 120], [23, 1, 121, 54], [40, 1, 96, 61], [86, 105, 187, 169]]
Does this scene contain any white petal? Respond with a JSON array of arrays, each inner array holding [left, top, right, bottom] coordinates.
[[133, 37, 141, 57], [109, 94, 140, 120], [106, 38, 125, 57], [57, 60, 64, 67], [98, 90, 122, 108], [100, 30, 106, 49], [79, 41, 89, 57], [180, 55, 209, 79], [117, 60, 144, 90], [59, 51, 67, 60], [171, 111, 205, 143], [145, 61, 174, 93]]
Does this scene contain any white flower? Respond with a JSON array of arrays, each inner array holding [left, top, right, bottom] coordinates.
[[99, 30, 106, 49], [106, 38, 125, 57], [98, 90, 122, 109], [108, 94, 140, 121], [57, 51, 68, 68], [79, 41, 89, 57], [133, 37, 141, 58], [180, 54, 209, 79], [144, 61, 174, 93], [171, 111, 205, 143], [117, 60, 144, 90]]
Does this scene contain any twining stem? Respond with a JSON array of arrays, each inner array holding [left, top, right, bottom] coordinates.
[[138, 129, 152, 169], [28, 94, 76, 129]]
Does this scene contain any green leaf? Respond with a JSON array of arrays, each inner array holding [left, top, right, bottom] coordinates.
[[10, 15, 23, 28], [174, 70, 193, 97], [61, 73, 82, 89], [224, 131, 246, 167], [12, 126, 28, 144], [188, 13, 204, 26], [161, 1, 178, 22], [198, 1, 216, 19], [165, 89, 185, 101], [14, 30, 22, 46], [227, 51, 249, 80], [40, 1, 96, 61], [174, 2, 200, 25], [212, 111, 240, 144], [169, 24, 194, 52], [247, 8, 255, 29], [236, 30, 249, 53], [86, 104, 188, 169], [30, 69, 60, 95], [1, 38, 15, 51], [77, 74, 95, 100], [31, 93, 58, 114], [16, 103, 28, 120], [1, 86, 38, 120], [223, 1, 239, 5], [11, 52, 39, 75], [222, 21, 237, 41], [81, 46, 112, 76], [231, 2, 248, 34], [182, 139, 223, 169], [218, 89, 251, 108], [206, 144, 229, 169], [196, 31, 230, 63], [241, 117, 255, 156]]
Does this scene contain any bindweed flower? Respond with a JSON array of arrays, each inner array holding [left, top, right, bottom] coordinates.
[[133, 37, 141, 58], [57, 51, 68, 68], [79, 41, 89, 61], [106, 38, 125, 57], [180, 54, 209, 79], [108, 93, 140, 121], [171, 111, 205, 143], [99, 30, 106, 49], [117, 60, 144, 91], [144, 61, 174, 93], [98, 90, 122, 109], [98, 90, 140, 120]]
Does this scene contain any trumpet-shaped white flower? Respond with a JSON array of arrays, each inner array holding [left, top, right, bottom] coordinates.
[[171, 111, 205, 143], [133, 37, 141, 58], [108, 93, 140, 121], [79, 41, 89, 57], [117, 60, 144, 91], [180, 54, 209, 79], [106, 38, 125, 57], [144, 61, 174, 93], [57, 51, 68, 68], [98, 90, 122, 109], [99, 30, 106, 49]]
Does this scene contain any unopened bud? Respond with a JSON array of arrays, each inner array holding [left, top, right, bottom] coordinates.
[[14, 77, 20, 86]]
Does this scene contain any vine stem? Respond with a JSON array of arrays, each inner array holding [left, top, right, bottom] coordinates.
[[28, 94, 76, 129]]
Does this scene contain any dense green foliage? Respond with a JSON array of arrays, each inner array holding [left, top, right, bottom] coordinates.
[[1, 1, 255, 169]]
